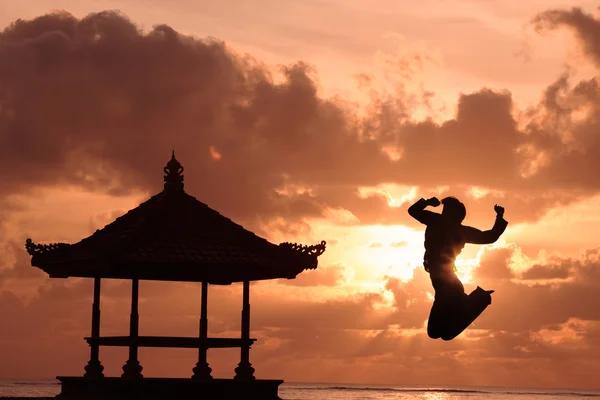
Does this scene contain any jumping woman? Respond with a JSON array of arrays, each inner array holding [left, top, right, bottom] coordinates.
[[408, 196, 508, 340]]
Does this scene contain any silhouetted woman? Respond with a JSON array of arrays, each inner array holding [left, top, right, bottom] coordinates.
[[408, 196, 508, 340]]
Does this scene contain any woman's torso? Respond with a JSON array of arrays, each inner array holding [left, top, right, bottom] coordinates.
[[423, 220, 466, 275]]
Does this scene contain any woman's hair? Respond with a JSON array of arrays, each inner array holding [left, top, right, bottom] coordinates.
[[442, 196, 466, 222]]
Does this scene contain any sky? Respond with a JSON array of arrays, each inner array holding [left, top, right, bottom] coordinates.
[[2, 0, 600, 390]]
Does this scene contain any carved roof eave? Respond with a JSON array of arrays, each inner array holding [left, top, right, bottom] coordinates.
[[26, 237, 327, 268], [25, 238, 71, 263], [278, 240, 327, 269]]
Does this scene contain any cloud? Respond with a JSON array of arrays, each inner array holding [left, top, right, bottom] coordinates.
[[366, 241, 406, 248], [521, 261, 572, 280], [531, 7, 600, 67], [470, 246, 600, 333], [472, 246, 515, 282], [2, 9, 600, 234], [88, 209, 127, 233], [4, 5, 600, 389], [2, 240, 600, 388], [278, 263, 348, 287]]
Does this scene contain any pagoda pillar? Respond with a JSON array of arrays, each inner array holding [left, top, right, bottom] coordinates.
[[192, 281, 212, 380], [122, 278, 143, 379], [234, 280, 255, 380], [84, 277, 104, 378]]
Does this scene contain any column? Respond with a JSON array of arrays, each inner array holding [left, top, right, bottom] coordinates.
[[192, 281, 213, 380], [84, 277, 104, 378], [122, 278, 143, 378], [234, 280, 255, 380]]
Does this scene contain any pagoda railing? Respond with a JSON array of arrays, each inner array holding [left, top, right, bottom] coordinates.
[[85, 336, 256, 349]]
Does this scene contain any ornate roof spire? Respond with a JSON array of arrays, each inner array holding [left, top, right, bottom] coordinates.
[[164, 150, 184, 192]]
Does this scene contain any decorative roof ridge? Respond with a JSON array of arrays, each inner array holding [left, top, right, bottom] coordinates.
[[26, 238, 70, 257], [163, 150, 184, 193], [279, 240, 327, 257]]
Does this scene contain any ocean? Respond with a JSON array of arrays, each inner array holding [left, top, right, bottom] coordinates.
[[1, 380, 600, 399]]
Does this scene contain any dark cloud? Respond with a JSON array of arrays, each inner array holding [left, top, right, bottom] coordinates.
[[472, 246, 515, 281], [523, 8, 600, 196], [521, 261, 572, 280], [384, 269, 432, 329], [2, 243, 600, 387], [0, 240, 46, 287], [88, 209, 127, 233], [279, 263, 347, 287], [5, 5, 600, 388], [531, 7, 600, 68], [471, 246, 600, 333], [2, 9, 600, 233]]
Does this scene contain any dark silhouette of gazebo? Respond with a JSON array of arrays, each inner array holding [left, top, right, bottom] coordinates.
[[25, 152, 326, 399]]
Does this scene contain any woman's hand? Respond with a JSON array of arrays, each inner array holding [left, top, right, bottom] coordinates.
[[427, 197, 441, 207], [494, 204, 504, 218]]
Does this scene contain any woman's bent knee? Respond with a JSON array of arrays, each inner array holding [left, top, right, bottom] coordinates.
[[441, 332, 458, 341], [427, 322, 442, 339], [428, 330, 441, 339]]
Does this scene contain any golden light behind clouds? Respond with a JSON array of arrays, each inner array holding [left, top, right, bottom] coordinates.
[[1, 2, 600, 389]]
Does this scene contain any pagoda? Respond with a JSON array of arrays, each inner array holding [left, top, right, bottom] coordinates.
[[25, 152, 326, 399]]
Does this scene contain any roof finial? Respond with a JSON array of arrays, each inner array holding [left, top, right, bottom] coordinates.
[[164, 150, 184, 192]]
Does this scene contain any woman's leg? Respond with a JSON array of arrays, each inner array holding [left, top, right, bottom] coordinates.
[[427, 274, 466, 339], [439, 287, 493, 341], [427, 299, 445, 339]]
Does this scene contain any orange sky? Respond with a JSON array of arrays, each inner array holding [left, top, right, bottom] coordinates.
[[2, 0, 600, 390]]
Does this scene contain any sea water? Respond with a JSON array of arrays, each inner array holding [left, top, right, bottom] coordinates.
[[1, 380, 599, 399]]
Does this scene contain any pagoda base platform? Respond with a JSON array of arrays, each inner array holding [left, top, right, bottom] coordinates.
[[55, 376, 284, 400]]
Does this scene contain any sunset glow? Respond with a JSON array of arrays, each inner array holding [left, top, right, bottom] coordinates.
[[2, 0, 600, 391]]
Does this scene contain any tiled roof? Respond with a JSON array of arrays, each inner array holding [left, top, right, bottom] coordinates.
[[25, 152, 326, 284]]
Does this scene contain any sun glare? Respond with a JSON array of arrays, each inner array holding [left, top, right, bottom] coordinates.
[[313, 219, 495, 289], [357, 184, 418, 207], [454, 252, 482, 284], [348, 225, 425, 282]]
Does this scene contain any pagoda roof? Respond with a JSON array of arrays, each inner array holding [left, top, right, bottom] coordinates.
[[25, 152, 326, 284]]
